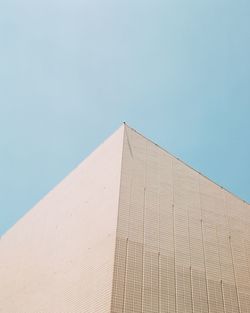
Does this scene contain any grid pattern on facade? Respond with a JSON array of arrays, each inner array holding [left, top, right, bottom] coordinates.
[[111, 125, 250, 313], [0, 124, 249, 313]]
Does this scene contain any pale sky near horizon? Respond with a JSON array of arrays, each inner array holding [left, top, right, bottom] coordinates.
[[0, 0, 250, 236]]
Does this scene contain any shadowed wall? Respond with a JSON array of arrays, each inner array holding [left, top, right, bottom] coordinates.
[[111, 125, 250, 313]]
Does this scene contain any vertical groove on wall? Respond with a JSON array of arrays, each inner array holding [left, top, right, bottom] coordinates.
[[122, 238, 129, 313], [187, 210, 194, 313], [110, 125, 127, 313], [124, 125, 134, 159], [158, 252, 161, 313], [229, 236, 242, 313], [200, 219, 210, 313], [216, 225, 226, 313], [199, 177, 210, 313], [244, 237, 250, 287], [224, 191, 241, 313], [140, 138, 148, 313], [220, 281, 226, 313], [158, 187, 161, 313], [172, 203, 177, 313], [140, 187, 146, 313], [112, 124, 127, 242], [171, 159, 177, 313]]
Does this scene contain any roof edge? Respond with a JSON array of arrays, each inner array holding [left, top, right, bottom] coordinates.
[[124, 123, 249, 206]]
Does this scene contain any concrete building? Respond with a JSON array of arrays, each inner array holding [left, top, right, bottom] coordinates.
[[0, 124, 249, 313]]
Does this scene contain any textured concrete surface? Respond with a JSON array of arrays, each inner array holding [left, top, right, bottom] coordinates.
[[0, 124, 249, 313], [111, 125, 250, 313], [0, 125, 124, 312]]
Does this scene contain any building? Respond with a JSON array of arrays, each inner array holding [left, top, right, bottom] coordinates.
[[0, 123, 249, 312]]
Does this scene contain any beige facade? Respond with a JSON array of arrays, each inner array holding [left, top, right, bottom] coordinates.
[[0, 125, 124, 312], [0, 124, 249, 313]]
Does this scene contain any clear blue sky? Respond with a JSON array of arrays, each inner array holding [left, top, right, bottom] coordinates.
[[0, 0, 249, 236]]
